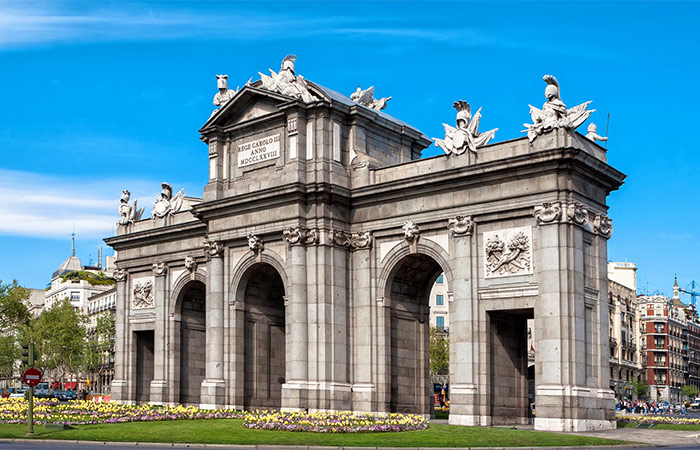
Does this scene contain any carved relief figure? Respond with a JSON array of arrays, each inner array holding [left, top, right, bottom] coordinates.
[[523, 75, 595, 142], [585, 123, 608, 144], [117, 189, 144, 226], [350, 85, 391, 111], [152, 182, 185, 220], [485, 231, 531, 276], [433, 100, 497, 155], [258, 55, 318, 103], [133, 281, 154, 308]]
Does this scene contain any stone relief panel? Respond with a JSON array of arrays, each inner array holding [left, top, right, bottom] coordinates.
[[483, 226, 533, 278], [133, 280, 154, 309]]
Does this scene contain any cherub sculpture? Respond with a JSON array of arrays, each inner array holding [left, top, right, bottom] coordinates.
[[585, 123, 608, 144], [433, 100, 498, 155], [212, 75, 236, 109], [117, 189, 144, 226], [152, 182, 185, 220], [350, 85, 391, 111], [523, 75, 594, 142], [258, 55, 318, 103]]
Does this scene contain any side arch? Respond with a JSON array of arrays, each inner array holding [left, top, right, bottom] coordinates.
[[377, 239, 455, 300], [229, 249, 289, 302], [170, 268, 207, 319]]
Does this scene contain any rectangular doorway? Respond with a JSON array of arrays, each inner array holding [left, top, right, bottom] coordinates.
[[134, 330, 154, 403]]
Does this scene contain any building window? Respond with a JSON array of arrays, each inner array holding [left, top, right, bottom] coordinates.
[[70, 291, 80, 301], [436, 316, 445, 330], [435, 274, 444, 285], [436, 294, 444, 306]]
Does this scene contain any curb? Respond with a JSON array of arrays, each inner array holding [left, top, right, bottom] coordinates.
[[0, 439, 654, 449]]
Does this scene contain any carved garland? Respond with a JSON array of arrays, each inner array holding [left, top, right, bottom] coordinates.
[[328, 229, 373, 249], [283, 227, 318, 246]]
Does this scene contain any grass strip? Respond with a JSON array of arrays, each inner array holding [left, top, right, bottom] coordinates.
[[0, 419, 629, 447]]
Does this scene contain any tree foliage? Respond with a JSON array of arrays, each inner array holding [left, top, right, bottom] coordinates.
[[681, 384, 699, 400], [430, 326, 449, 383], [61, 271, 115, 286], [632, 380, 648, 397], [0, 279, 31, 330], [0, 334, 18, 379], [84, 312, 115, 392]]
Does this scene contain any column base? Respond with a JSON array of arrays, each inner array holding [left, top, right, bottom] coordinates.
[[449, 413, 492, 426], [350, 383, 376, 412], [282, 381, 352, 411], [149, 380, 168, 405], [534, 385, 615, 432], [200, 379, 226, 409], [110, 379, 129, 403]]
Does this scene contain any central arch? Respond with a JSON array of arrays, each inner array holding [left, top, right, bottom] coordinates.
[[236, 262, 286, 409], [385, 252, 445, 414]]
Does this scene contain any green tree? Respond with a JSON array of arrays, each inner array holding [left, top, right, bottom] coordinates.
[[632, 380, 648, 398], [681, 385, 699, 400], [84, 312, 115, 393], [0, 334, 18, 379], [430, 327, 449, 388], [30, 299, 86, 386], [0, 279, 31, 330]]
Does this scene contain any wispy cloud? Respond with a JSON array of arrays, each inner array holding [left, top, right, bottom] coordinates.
[[0, 169, 188, 239]]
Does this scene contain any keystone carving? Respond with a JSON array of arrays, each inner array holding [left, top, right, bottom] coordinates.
[[133, 281, 154, 308], [447, 215, 474, 236], [184, 256, 197, 280], [247, 233, 264, 253], [533, 202, 562, 225], [152, 262, 168, 277], [203, 239, 224, 258], [402, 221, 420, 244], [283, 227, 318, 245], [567, 202, 589, 225], [113, 268, 127, 282], [593, 213, 613, 238]]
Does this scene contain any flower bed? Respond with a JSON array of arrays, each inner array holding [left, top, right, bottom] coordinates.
[[617, 414, 700, 426], [242, 410, 428, 433], [0, 398, 245, 425]]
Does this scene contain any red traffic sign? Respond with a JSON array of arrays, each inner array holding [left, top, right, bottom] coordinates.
[[22, 368, 42, 387]]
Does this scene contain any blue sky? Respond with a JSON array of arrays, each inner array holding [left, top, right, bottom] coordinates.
[[0, 1, 698, 298]]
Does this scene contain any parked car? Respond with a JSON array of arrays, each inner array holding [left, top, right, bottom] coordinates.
[[51, 390, 77, 401], [9, 389, 26, 398], [34, 382, 50, 398]]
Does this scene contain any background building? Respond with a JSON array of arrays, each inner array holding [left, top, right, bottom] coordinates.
[[608, 279, 643, 399], [428, 274, 448, 331]]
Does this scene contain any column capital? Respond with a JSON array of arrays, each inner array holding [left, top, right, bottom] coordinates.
[[593, 213, 613, 238], [448, 215, 474, 236], [283, 226, 318, 246], [152, 262, 168, 277], [204, 239, 224, 259], [114, 268, 128, 282], [534, 202, 562, 225], [328, 229, 373, 250]]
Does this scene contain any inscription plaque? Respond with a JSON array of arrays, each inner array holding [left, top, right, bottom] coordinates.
[[238, 134, 280, 167]]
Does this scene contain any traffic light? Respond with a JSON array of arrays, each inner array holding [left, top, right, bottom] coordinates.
[[21, 343, 35, 368]]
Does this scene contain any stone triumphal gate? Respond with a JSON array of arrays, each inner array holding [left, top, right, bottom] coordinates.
[[106, 57, 624, 431]]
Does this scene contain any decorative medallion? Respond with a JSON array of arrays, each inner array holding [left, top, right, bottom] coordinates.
[[533, 202, 562, 225], [152, 262, 168, 277], [133, 281, 154, 308], [484, 227, 533, 278], [447, 215, 474, 236]]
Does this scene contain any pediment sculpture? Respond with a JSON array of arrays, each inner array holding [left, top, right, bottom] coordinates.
[[152, 182, 184, 220], [350, 85, 391, 111], [523, 75, 594, 143], [433, 100, 497, 155], [211, 74, 237, 115], [258, 55, 318, 103], [117, 189, 144, 226]]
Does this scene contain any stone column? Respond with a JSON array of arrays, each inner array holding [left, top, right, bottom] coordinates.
[[446, 216, 484, 425], [351, 233, 375, 412], [201, 240, 225, 408], [111, 269, 129, 402], [149, 262, 168, 404], [281, 227, 309, 410]]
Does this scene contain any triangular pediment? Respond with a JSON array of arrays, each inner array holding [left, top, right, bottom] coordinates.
[[200, 85, 298, 132]]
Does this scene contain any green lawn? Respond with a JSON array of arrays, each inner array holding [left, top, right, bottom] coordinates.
[[0, 419, 629, 447]]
